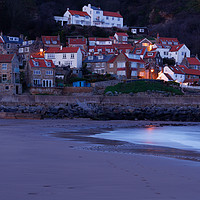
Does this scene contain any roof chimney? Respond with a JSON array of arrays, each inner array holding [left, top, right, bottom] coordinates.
[[67, 8, 69, 11], [88, 4, 91, 8], [157, 33, 159, 39], [60, 46, 63, 50]]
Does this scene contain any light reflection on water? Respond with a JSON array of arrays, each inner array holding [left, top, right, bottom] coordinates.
[[92, 126, 200, 152]]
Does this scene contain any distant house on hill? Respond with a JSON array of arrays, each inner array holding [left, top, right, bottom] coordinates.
[[130, 27, 149, 35], [67, 37, 87, 51], [54, 4, 124, 28]]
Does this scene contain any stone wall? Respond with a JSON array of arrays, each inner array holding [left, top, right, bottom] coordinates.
[[1, 94, 200, 106]]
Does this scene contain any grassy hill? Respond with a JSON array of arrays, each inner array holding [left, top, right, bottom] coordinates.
[[104, 80, 183, 95]]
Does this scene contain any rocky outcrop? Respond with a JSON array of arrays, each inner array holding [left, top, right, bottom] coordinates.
[[1, 103, 200, 121]]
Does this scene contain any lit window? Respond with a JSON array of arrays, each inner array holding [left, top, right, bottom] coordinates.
[[2, 64, 7, 70]]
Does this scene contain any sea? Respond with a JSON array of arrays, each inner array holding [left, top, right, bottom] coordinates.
[[91, 125, 200, 152]]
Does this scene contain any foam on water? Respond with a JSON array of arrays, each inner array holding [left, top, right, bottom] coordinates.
[[92, 126, 200, 152]]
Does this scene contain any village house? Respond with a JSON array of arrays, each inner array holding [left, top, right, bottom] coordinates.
[[134, 38, 153, 49], [41, 35, 60, 49], [67, 37, 87, 51], [157, 65, 200, 85], [88, 45, 115, 55], [82, 4, 123, 28], [181, 56, 200, 70], [2, 35, 23, 54], [0, 54, 22, 94], [88, 37, 112, 46], [106, 53, 145, 79], [55, 4, 124, 28], [130, 27, 149, 35], [113, 32, 128, 44], [143, 51, 163, 79], [44, 46, 82, 69], [83, 54, 114, 74], [153, 35, 190, 64], [28, 58, 55, 87]]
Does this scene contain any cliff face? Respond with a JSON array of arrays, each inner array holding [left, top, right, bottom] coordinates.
[[1, 0, 200, 54]]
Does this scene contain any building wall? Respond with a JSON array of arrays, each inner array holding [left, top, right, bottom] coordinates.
[[45, 49, 82, 68]]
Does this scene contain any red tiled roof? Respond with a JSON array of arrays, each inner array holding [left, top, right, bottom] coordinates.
[[103, 11, 122, 18], [133, 47, 146, 55], [88, 37, 111, 41], [159, 37, 179, 44], [69, 10, 89, 17], [115, 32, 128, 37], [179, 65, 200, 76], [186, 57, 200, 65], [144, 52, 157, 59], [169, 44, 184, 52], [68, 38, 87, 45], [0, 36, 4, 44], [29, 59, 55, 68], [0, 54, 14, 63], [107, 55, 118, 63], [128, 58, 145, 64], [45, 47, 79, 53], [31, 52, 44, 59], [168, 66, 185, 74], [42, 36, 60, 45], [164, 73, 173, 81]]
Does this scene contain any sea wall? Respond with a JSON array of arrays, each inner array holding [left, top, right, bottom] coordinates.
[[0, 94, 200, 106]]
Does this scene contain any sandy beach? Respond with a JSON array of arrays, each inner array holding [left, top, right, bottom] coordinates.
[[0, 118, 200, 200]]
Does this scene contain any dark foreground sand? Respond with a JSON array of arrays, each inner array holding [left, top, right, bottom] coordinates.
[[0, 119, 200, 200]]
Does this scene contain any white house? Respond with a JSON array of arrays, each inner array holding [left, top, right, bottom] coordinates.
[[168, 44, 190, 64], [82, 4, 123, 28], [54, 9, 91, 26], [88, 37, 112, 46], [157, 65, 185, 83], [44, 46, 82, 68], [114, 32, 128, 44]]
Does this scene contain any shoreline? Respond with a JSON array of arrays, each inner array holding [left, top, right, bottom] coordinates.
[[1, 118, 200, 200], [48, 119, 200, 162]]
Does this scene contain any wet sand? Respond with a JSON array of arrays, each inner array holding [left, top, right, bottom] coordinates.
[[0, 119, 200, 200]]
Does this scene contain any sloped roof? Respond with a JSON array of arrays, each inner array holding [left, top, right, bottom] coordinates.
[[179, 65, 200, 76], [68, 38, 87, 45], [135, 38, 152, 44], [42, 36, 60, 45], [45, 47, 79, 53], [0, 36, 4, 44], [107, 55, 118, 63], [29, 59, 55, 68], [186, 57, 200, 65], [83, 54, 114, 63], [103, 11, 122, 18], [168, 66, 185, 74], [3, 36, 23, 44], [31, 52, 45, 59], [69, 10, 89, 17], [158, 37, 179, 44], [0, 54, 14, 63], [133, 47, 146, 55], [144, 52, 157, 59], [169, 44, 184, 52], [89, 37, 111, 41], [164, 73, 174, 81], [115, 32, 128, 37]]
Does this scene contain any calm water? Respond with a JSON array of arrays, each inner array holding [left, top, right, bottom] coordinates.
[[92, 126, 200, 152]]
